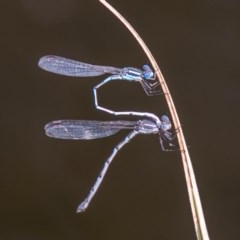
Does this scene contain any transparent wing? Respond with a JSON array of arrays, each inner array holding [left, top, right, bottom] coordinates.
[[38, 55, 122, 77], [44, 120, 137, 140]]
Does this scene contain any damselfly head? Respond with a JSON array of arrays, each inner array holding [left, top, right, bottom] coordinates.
[[160, 115, 172, 131], [142, 64, 154, 80]]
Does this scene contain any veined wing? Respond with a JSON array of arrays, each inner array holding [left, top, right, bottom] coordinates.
[[38, 55, 122, 77], [44, 120, 137, 140]]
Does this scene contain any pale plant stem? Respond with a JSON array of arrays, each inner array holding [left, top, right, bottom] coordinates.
[[99, 1, 210, 239]]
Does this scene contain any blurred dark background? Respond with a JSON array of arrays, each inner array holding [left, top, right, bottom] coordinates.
[[1, 0, 240, 239]]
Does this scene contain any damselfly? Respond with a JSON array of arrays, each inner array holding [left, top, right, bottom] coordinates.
[[45, 114, 174, 213], [38, 55, 161, 112]]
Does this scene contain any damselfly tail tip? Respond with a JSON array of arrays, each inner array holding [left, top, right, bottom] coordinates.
[[76, 200, 88, 213], [76, 208, 85, 214]]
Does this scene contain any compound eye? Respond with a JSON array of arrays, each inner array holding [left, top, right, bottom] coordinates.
[[160, 115, 171, 131], [143, 64, 149, 70], [142, 71, 151, 79], [161, 115, 168, 122], [142, 64, 154, 80]]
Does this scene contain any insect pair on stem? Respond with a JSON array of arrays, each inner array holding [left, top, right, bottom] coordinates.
[[39, 55, 178, 212]]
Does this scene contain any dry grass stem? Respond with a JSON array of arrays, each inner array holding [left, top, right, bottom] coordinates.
[[99, 1, 210, 239]]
